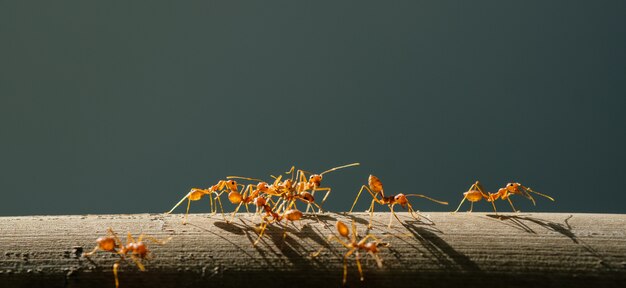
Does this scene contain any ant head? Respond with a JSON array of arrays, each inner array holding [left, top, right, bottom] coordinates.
[[368, 175, 384, 193], [309, 175, 322, 186], [96, 236, 117, 252], [130, 242, 148, 258], [227, 180, 238, 191], [256, 182, 269, 191], [336, 221, 350, 238], [394, 193, 407, 205], [364, 242, 378, 253], [228, 191, 243, 204], [300, 192, 314, 202], [506, 183, 521, 192], [254, 196, 266, 207], [284, 209, 303, 221]]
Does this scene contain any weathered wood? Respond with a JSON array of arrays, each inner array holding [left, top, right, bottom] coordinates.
[[0, 212, 625, 287]]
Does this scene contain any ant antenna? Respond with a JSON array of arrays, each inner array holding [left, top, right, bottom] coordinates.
[[320, 162, 360, 176], [227, 176, 264, 182]]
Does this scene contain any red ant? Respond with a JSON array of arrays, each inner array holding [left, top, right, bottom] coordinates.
[[317, 221, 387, 285], [252, 196, 303, 246], [166, 179, 242, 223], [490, 182, 554, 212], [453, 181, 499, 213], [286, 163, 360, 212], [349, 175, 448, 228], [82, 228, 171, 288]]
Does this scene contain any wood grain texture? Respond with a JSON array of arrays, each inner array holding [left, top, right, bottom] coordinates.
[[0, 212, 625, 287]]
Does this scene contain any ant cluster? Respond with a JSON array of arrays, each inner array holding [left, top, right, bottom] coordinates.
[[83, 162, 555, 287]]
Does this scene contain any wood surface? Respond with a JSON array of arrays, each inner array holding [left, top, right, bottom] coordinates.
[[0, 212, 625, 287]]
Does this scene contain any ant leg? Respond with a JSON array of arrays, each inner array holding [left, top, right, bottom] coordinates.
[[82, 246, 100, 257], [369, 251, 383, 268], [108, 228, 124, 250], [351, 220, 358, 242], [253, 222, 268, 246], [285, 166, 296, 181], [389, 204, 402, 228], [507, 198, 519, 213], [343, 249, 356, 285], [305, 201, 324, 224], [245, 203, 250, 213], [113, 262, 120, 288], [469, 201, 474, 212], [143, 236, 172, 245], [165, 192, 191, 214], [350, 185, 377, 213], [183, 197, 192, 224], [453, 196, 467, 213], [368, 199, 376, 229], [317, 187, 332, 212], [127, 232, 135, 244], [489, 197, 498, 215], [355, 251, 364, 281], [406, 202, 421, 220], [130, 254, 146, 271], [230, 202, 244, 223], [209, 193, 215, 215], [215, 195, 226, 221]]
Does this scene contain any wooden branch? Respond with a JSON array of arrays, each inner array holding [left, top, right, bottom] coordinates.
[[0, 212, 625, 287]]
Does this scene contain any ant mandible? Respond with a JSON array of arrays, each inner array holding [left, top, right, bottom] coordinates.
[[349, 175, 448, 228]]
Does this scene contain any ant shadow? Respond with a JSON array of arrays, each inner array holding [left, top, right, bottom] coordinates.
[[249, 221, 333, 274], [401, 221, 481, 272], [485, 214, 576, 243], [485, 214, 616, 269], [185, 222, 264, 266], [213, 221, 245, 235]]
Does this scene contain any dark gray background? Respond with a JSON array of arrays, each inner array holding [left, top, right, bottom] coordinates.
[[1, 1, 625, 216]]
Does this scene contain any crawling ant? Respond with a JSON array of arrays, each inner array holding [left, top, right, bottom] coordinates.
[[82, 228, 171, 288], [166, 179, 243, 223], [253, 196, 303, 246], [491, 182, 554, 212], [317, 220, 388, 285], [453, 181, 499, 213], [349, 175, 448, 228], [287, 162, 360, 212]]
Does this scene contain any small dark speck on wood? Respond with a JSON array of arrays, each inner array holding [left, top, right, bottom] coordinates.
[[0, 212, 625, 288]]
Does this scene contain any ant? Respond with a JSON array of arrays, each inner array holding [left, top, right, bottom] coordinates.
[[453, 181, 499, 213], [287, 162, 360, 212], [166, 179, 242, 224], [490, 182, 554, 212], [226, 181, 275, 222], [253, 196, 303, 246], [349, 175, 448, 228], [82, 228, 171, 288], [317, 220, 387, 285]]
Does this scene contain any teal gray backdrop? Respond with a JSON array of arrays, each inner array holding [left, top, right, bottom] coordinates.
[[1, 1, 625, 216]]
